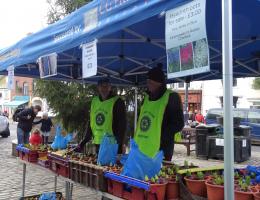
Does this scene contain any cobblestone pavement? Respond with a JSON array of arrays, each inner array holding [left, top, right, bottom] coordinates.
[[1, 123, 260, 200], [0, 123, 99, 200]]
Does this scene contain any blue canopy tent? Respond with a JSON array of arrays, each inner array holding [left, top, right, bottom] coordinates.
[[0, 0, 259, 199], [0, 0, 259, 84]]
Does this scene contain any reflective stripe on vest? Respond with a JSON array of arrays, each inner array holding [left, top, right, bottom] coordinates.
[[134, 90, 171, 158], [90, 96, 119, 144]]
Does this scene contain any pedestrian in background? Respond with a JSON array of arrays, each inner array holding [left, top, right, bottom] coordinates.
[[34, 112, 53, 145], [195, 110, 205, 124], [17, 105, 41, 144]]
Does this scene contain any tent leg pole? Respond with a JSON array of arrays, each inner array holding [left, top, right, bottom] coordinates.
[[222, 0, 234, 199], [54, 175, 57, 192], [134, 88, 138, 131], [184, 82, 189, 124]]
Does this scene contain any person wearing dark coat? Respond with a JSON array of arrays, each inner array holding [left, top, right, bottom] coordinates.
[[135, 64, 184, 161], [17, 105, 41, 144], [77, 78, 127, 154]]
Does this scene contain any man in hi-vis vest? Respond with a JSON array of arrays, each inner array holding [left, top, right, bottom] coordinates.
[[135, 64, 184, 161], [78, 78, 126, 154]]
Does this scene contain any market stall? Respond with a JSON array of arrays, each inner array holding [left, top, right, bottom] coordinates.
[[16, 143, 260, 200], [1, 0, 260, 199]]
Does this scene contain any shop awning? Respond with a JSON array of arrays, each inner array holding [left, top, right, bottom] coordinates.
[[3, 96, 30, 108]]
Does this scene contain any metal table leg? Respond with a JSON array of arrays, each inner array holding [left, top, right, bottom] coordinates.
[[65, 182, 69, 200], [70, 182, 73, 200], [22, 163, 26, 197], [54, 175, 57, 192]]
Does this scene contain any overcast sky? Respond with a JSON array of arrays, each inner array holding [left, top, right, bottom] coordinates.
[[0, 0, 49, 49]]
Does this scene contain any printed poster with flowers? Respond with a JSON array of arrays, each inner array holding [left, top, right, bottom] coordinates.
[[165, 0, 209, 79]]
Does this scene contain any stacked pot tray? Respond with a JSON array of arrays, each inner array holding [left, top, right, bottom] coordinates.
[[16, 145, 39, 163], [69, 159, 107, 192], [48, 152, 70, 178], [104, 172, 168, 200]]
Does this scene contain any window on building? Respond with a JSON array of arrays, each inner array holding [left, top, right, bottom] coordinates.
[[32, 80, 36, 92], [23, 82, 29, 96], [233, 78, 237, 87], [16, 81, 19, 89], [177, 82, 190, 88], [0, 93, 2, 98], [178, 82, 185, 88], [4, 91, 9, 100]]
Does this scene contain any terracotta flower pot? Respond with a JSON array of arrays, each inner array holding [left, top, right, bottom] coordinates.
[[249, 186, 258, 193], [254, 192, 260, 200], [205, 181, 224, 200], [256, 185, 260, 191], [166, 180, 179, 200], [147, 183, 167, 200], [235, 190, 254, 200], [38, 151, 47, 158], [184, 177, 207, 197]]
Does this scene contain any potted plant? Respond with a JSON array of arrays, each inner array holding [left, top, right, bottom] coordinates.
[[205, 174, 224, 200], [166, 174, 179, 199], [254, 192, 260, 200], [146, 175, 167, 200], [235, 176, 254, 200], [184, 170, 207, 197], [38, 145, 48, 158], [160, 166, 180, 199], [235, 171, 241, 180]]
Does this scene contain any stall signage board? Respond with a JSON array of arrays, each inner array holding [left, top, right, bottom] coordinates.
[[82, 40, 97, 78], [242, 139, 247, 147], [38, 53, 58, 78], [165, 0, 209, 79], [7, 65, 14, 89], [216, 138, 224, 146]]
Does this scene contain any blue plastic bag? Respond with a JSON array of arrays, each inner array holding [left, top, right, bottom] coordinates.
[[51, 125, 73, 150], [121, 139, 163, 180], [246, 165, 260, 184], [246, 165, 260, 176], [39, 192, 56, 200], [97, 134, 118, 166], [120, 154, 129, 165]]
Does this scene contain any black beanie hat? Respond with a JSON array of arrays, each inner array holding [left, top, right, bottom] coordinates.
[[147, 63, 165, 83], [98, 77, 110, 85]]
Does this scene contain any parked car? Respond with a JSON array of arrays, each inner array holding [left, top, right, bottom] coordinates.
[[205, 108, 260, 141], [0, 115, 10, 138]]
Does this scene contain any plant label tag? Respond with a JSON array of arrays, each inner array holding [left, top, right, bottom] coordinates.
[[242, 140, 247, 147], [216, 138, 224, 146]]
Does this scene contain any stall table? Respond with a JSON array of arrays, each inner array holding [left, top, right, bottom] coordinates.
[[17, 158, 123, 200]]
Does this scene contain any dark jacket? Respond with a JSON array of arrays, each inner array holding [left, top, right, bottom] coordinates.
[[146, 85, 184, 160], [17, 107, 37, 132], [80, 93, 127, 153], [34, 118, 53, 132]]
